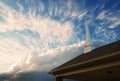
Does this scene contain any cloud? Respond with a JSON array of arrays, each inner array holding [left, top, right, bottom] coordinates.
[[0, 40, 108, 81], [95, 27, 117, 41], [96, 11, 120, 28], [0, 0, 119, 81], [0, 41, 85, 81], [0, 71, 75, 81], [92, 40, 106, 48], [0, 1, 81, 47], [108, 21, 120, 28], [0, 73, 13, 81], [0, 2, 86, 73], [9, 41, 85, 72], [0, 38, 28, 72], [0, 1, 82, 73], [9, 71, 54, 81], [96, 11, 107, 20]]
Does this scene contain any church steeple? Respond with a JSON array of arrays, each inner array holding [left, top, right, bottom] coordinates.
[[84, 19, 91, 53]]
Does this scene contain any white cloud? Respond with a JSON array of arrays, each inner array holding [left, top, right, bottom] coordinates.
[[17, 3, 23, 12], [0, 40, 109, 81], [77, 12, 86, 20], [95, 27, 117, 41], [8, 41, 85, 73], [96, 11, 120, 28], [107, 16, 120, 28], [0, 38, 28, 73], [0, 2, 74, 44], [0, 1, 85, 73], [96, 11, 107, 20], [108, 21, 120, 28]]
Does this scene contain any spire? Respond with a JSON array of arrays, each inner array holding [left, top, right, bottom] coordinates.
[[84, 18, 91, 53]]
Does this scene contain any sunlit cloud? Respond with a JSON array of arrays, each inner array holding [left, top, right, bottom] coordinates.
[[9, 41, 85, 73], [0, 1, 84, 73], [0, 38, 28, 72], [0, 40, 108, 81], [0, 0, 119, 81], [0, 41, 85, 81], [0, 1, 78, 46]]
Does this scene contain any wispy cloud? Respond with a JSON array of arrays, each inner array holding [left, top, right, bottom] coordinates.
[[95, 26, 117, 41], [0, 1, 78, 45], [96, 11, 107, 20], [96, 10, 120, 28], [108, 21, 120, 28]]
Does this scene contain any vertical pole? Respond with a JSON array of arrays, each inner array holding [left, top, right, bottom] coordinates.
[[55, 77, 63, 81]]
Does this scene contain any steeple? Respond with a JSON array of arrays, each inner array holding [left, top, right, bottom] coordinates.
[[84, 19, 91, 53]]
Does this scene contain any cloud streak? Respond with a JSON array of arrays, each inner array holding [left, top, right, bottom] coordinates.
[[0, 40, 108, 81], [0, 1, 84, 49], [0, 41, 85, 81], [9, 41, 85, 72], [0, 38, 28, 72], [96, 10, 120, 28]]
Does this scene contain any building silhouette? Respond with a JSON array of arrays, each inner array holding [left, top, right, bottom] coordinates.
[[48, 21, 120, 81], [49, 41, 120, 81]]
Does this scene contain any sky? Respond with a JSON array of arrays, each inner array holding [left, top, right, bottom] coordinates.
[[0, 0, 120, 81]]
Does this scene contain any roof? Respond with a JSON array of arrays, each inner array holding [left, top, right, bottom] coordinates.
[[49, 40, 120, 74]]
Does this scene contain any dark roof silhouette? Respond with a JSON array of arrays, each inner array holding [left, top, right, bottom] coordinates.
[[49, 40, 120, 81]]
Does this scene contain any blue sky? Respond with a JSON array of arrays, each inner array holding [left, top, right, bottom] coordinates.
[[0, 0, 120, 81]]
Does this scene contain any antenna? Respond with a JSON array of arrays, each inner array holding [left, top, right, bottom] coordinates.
[[84, 18, 91, 53]]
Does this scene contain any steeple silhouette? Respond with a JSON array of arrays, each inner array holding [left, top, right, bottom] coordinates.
[[84, 18, 91, 53]]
